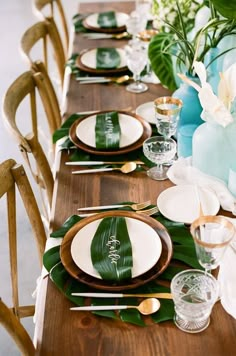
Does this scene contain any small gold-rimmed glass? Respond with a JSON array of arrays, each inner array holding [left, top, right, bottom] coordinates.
[[190, 215, 235, 274], [154, 96, 183, 139]]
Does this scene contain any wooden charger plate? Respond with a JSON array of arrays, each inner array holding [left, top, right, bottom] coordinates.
[[83, 12, 128, 34], [60, 211, 173, 291], [76, 48, 128, 75], [69, 110, 152, 156]]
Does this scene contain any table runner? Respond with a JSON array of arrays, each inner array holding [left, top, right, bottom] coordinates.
[[43, 210, 201, 326]]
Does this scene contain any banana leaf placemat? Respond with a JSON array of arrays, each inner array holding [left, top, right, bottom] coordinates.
[[43, 208, 202, 326]]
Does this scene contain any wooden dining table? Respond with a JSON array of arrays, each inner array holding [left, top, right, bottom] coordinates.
[[34, 2, 236, 355]]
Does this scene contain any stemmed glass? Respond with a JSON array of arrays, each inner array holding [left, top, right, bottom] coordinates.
[[125, 12, 147, 47], [126, 47, 148, 93], [143, 136, 176, 180], [154, 96, 183, 139], [190, 216, 235, 274], [137, 29, 159, 83]]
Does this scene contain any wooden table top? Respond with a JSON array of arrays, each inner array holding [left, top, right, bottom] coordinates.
[[34, 2, 236, 355]]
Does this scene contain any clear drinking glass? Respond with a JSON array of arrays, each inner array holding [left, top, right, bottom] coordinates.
[[154, 96, 183, 139], [143, 136, 176, 180], [126, 48, 148, 93], [126, 13, 147, 47], [190, 216, 235, 274], [137, 29, 159, 83], [171, 269, 219, 333]]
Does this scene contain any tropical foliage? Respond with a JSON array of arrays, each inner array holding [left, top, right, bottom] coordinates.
[[210, 0, 236, 19], [149, 0, 236, 91]]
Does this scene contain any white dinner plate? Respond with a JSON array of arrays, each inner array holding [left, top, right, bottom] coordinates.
[[70, 217, 162, 279], [136, 101, 156, 124], [84, 12, 129, 29], [80, 48, 127, 70], [76, 113, 144, 148], [157, 185, 220, 224]]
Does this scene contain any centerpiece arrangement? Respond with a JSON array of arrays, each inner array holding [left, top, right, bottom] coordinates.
[[149, 0, 236, 91], [148, 0, 236, 157]]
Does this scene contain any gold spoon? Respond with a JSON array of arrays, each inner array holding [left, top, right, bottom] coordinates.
[[111, 75, 131, 84], [77, 75, 131, 85], [72, 162, 137, 174], [70, 298, 161, 315]]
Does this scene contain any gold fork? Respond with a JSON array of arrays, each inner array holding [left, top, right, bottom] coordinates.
[[77, 200, 151, 212], [137, 206, 159, 216], [77, 205, 158, 218]]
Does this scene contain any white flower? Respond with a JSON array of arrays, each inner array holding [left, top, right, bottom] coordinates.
[[178, 61, 235, 127], [218, 63, 236, 110]]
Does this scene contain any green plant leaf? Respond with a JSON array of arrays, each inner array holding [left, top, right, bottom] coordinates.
[[91, 217, 133, 281], [160, 265, 184, 280], [43, 246, 61, 272], [52, 113, 84, 143], [119, 309, 146, 326], [97, 11, 117, 28], [210, 0, 236, 19], [151, 299, 174, 323], [95, 111, 121, 149], [148, 32, 177, 91], [50, 215, 82, 238], [96, 48, 121, 69], [173, 245, 202, 269], [50, 262, 71, 292]]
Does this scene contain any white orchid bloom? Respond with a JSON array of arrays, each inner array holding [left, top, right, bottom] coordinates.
[[178, 61, 235, 127], [218, 63, 236, 110]]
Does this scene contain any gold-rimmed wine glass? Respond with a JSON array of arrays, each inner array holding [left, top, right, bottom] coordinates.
[[190, 215, 235, 274]]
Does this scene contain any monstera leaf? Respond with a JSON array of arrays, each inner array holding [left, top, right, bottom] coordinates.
[[210, 0, 236, 19], [148, 32, 177, 91]]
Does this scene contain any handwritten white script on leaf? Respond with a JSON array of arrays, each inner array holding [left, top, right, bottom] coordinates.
[[178, 61, 236, 127], [106, 235, 120, 264]]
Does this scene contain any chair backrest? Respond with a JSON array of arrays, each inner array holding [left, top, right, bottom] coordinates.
[[2, 69, 60, 210], [0, 158, 46, 354], [20, 17, 66, 90], [33, 0, 69, 57], [0, 299, 35, 356]]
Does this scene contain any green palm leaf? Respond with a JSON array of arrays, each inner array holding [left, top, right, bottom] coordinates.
[[148, 32, 177, 91], [91, 217, 133, 281], [210, 0, 236, 19]]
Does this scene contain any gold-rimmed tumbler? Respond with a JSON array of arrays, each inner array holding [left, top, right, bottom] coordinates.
[[154, 96, 183, 139]]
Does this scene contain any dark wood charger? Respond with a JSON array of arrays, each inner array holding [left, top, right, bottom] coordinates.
[[60, 210, 173, 291], [76, 48, 128, 75], [69, 110, 152, 156], [83, 12, 128, 33]]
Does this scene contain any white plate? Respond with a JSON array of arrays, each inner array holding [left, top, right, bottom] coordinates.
[[157, 185, 220, 224], [136, 101, 156, 124], [80, 48, 126, 70], [76, 113, 144, 148], [71, 217, 162, 279], [85, 12, 129, 29]]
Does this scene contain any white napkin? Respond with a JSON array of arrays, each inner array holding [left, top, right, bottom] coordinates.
[[218, 217, 236, 319], [167, 157, 236, 215], [33, 237, 63, 324]]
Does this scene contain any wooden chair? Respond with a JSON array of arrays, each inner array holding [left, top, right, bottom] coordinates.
[[2, 69, 61, 217], [0, 299, 35, 356], [0, 158, 47, 355], [32, 0, 69, 57], [20, 18, 66, 90]]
